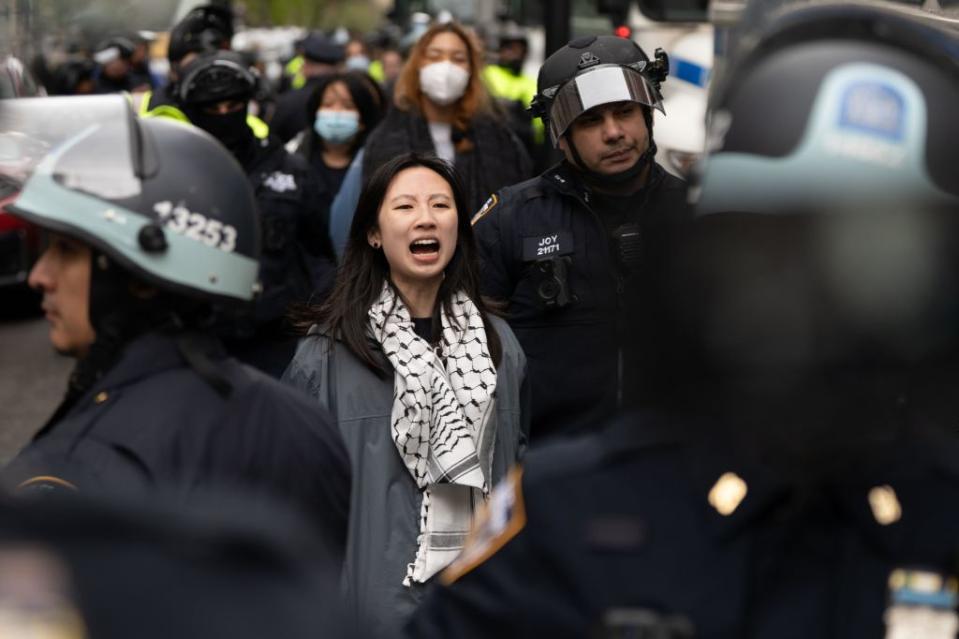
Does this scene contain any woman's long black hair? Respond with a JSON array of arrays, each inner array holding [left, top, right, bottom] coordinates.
[[305, 70, 385, 156], [298, 152, 502, 375]]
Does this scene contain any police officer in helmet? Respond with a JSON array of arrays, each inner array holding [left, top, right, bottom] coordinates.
[[135, 3, 234, 118], [177, 50, 336, 375], [472, 35, 688, 442], [0, 96, 349, 556], [409, 5, 959, 637]]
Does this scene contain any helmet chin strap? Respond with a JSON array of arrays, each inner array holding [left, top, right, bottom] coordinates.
[[566, 135, 658, 188], [69, 253, 231, 404]]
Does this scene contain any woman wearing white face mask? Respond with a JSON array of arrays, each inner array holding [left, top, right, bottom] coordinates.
[[329, 23, 532, 258], [287, 71, 385, 200]]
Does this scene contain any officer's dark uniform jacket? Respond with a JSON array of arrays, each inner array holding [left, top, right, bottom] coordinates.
[[269, 79, 320, 144], [408, 412, 959, 638], [473, 161, 687, 441], [219, 136, 336, 376], [3, 332, 351, 556], [245, 136, 336, 327]]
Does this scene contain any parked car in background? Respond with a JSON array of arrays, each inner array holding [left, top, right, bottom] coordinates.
[[0, 56, 43, 300], [0, 55, 41, 99]]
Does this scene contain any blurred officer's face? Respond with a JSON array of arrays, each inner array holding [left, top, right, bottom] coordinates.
[[201, 99, 246, 116], [499, 41, 527, 67], [561, 101, 650, 176], [28, 233, 96, 358], [345, 40, 366, 59], [103, 58, 130, 81], [369, 167, 458, 307], [382, 50, 403, 82]]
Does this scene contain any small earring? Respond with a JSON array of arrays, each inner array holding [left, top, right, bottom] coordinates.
[[371, 241, 381, 249]]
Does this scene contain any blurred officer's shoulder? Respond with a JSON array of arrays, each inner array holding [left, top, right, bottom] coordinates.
[[441, 412, 684, 584], [0, 490, 351, 639]]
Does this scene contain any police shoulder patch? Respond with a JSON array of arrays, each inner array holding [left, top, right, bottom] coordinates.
[[470, 193, 499, 226], [441, 466, 526, 585], [17, 475, 79, 495], [263, 171, 298, 193]]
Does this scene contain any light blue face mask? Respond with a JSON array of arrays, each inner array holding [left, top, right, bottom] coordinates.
[[345, 55, 370, 72], [314, 110, 360, 144]]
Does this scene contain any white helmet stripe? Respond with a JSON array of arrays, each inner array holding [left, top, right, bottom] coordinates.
[[576, 66, 635, 111], [547, 65, 664, 143]]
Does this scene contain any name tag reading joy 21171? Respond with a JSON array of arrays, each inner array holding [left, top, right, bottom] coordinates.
[[523, 232, 574, 260]]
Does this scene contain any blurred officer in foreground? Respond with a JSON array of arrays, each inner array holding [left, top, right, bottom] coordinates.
[[472, 35, 688, 443], [408, 5, 959, 637], [0, 492, 348, 638], [178, 51, 337, 375], [0, 96, 350, 556]]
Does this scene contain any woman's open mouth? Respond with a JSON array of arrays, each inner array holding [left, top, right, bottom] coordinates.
[[409, 238, 442, 264], [410, 238, 440, 255]]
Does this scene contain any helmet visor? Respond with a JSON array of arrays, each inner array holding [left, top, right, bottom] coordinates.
[[548, 64, 664, 143], [179, 57, 256, 106], [0, 95, 141, 203]]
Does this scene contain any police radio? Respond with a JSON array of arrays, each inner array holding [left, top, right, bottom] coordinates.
[[533, 256, 573, 309], [612, 223, 643, 275]]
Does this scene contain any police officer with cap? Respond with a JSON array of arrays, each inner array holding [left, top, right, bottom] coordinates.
[[177, 50, 337, 375], [0, 95, 349, 555], [409, 5, 959, 637], [472, 35, 688, 442]]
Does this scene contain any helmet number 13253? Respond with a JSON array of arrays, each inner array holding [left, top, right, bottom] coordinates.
[[153, 201, 237, 253]]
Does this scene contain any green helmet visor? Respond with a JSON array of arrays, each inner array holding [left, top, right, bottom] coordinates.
[[0, 95, 142, 202]]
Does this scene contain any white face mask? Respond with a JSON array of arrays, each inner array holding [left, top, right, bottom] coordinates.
[[418, 61, 470, 106]]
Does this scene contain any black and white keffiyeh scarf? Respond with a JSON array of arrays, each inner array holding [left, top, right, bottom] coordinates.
[[368, 283, 498, 585]]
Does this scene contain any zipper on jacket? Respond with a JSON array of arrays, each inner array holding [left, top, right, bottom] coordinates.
[[548, 164, 667, 410]]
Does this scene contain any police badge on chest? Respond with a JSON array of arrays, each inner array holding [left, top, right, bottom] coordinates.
[[884, 568, 959, 639]]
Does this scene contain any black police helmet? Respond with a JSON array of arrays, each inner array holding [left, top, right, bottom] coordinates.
[[167, 4, 234, 65], [178, 50, 258, 107], [498, 22, 529, 48], [675, 5, 959, 377], [3, 95, 260, 307], [530, 35, 669, 144], [698, 3, 959, 213]]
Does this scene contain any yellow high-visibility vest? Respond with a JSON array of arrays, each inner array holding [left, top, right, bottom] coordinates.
[[482, 65, 544, 144]]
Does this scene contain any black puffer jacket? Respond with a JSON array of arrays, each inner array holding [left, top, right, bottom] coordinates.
[[362, 106, 532, 214]]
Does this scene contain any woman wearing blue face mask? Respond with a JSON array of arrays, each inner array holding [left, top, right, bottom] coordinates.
[[287, 71, 385, 199]]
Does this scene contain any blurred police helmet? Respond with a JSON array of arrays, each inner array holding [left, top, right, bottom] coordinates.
[[675, 5, 959, 375], [0, 95, 260, 308]]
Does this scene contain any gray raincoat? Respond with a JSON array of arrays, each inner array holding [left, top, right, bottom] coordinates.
[[282, 315, 528, 635]]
